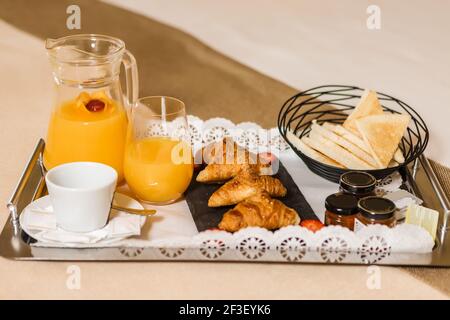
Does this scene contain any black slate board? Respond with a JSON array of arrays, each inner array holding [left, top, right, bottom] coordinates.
[[185, 161, 319, 232]]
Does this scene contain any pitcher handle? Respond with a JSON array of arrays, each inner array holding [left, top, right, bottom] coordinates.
[[122, 49, 139, 110]]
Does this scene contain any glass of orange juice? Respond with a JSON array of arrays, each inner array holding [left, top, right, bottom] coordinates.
[[124, 96, 193, 204]]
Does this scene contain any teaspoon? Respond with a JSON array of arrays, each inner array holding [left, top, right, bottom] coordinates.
[[111, 205, 156, 216]]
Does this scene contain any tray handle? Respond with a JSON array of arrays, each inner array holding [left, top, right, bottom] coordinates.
[[419, 155, 450, 237], [7, 139, 45, 231]]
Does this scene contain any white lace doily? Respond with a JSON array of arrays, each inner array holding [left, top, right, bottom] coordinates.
[[187, 115, 290, 153], [99, 223, 433, 263], [173, 223, 433, 262]]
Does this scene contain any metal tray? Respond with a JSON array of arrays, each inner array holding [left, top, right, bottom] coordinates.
[[1, 139, 449, 265]]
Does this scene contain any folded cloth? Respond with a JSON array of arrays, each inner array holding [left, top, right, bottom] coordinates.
[[26, 206, 144, 245], [26, 206, 56, 230]]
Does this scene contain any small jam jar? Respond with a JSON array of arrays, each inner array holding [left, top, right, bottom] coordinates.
[[339, 171, 377, 199], [355, 196, 397, 230], [325, 193, 359, 231]]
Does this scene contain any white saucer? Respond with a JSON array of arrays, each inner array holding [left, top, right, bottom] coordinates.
[[20, 193, 145, 246]]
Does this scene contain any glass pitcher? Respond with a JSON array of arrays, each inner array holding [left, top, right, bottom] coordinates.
[[43, 34, 138, 182]]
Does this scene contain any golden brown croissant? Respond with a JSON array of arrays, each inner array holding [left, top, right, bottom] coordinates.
[[208, 168, 287, 207], [196, 138, 271, 183], [218, 192, 299, 232]]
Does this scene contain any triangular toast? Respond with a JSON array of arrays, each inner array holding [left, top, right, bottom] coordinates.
[[343, 89, 383, 136], [356, 114, 410, 169], [306, 132, 375, 170], [286, 130, 343, 168], [324, 122, 405, 164], [311, 121, 378, 167], [323, 122, 372, 153]]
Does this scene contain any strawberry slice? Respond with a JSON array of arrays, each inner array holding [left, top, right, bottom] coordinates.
[[300, 220, 325, 232]]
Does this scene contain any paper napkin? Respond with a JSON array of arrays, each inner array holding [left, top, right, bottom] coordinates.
[[26, 206, 144, 244]]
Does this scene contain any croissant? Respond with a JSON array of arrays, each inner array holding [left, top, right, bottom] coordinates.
[[208, 167, 287, 207], [218, 192, 299, 232], [196, 138, 271, 183]]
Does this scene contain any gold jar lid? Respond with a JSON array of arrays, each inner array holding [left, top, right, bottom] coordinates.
[[358, 196, 396, 220], [340, 171, 376, 196]]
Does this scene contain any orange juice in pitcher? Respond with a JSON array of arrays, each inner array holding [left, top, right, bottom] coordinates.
[[43, 34, 139, 181], [44, 91, 128, 180]]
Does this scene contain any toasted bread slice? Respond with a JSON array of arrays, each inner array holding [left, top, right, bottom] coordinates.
[[323, 122, 405, 164], [286, 130, 343, 168], [343, 90, 384, 136], [301, 137, 345, 168], [356, 114, 410, 169], [311, 121, 377, 167], [306, 132, 375, 170], [323, 122, 371, 153]]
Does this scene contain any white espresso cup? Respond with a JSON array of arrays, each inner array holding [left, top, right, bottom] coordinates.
[[45, 162, 118, 232]]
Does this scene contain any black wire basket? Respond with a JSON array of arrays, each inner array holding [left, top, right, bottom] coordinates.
[[277, 85, 429, 183]]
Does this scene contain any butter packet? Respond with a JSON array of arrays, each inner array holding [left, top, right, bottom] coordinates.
[[405, 204, 439, 241]]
